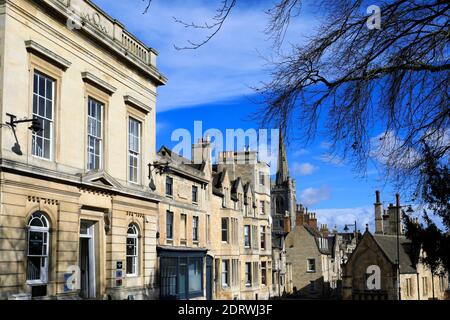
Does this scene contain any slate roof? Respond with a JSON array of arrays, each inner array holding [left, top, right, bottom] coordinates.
[[372, 234, 417, 274], [303, 224, 335, 255]]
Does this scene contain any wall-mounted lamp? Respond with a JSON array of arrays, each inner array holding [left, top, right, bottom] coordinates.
[[147, 161, 171, 191], [3, 113, 43, 156]]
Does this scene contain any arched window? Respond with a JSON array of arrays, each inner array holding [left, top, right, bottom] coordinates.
[[126, 224, 139, 276], [27, 212, 50, 283]]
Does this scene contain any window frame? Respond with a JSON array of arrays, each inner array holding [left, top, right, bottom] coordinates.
[[128, 117, 142, 184], [87, 97, 104, 171], [244, 225, 251, 248], [166, 176, 173, 197], [126, 224, 139, 276], [26, 212, 50, 285], [245, 262, 252, 287], [307, 258, 316, 273], [166, 211, 174, 241], [31, 71, 55, 161], [260, 226, 266, 250], [192, 185, 198, 204], [221, 218, 229, 243], [222, 260, 230, 288], [192, 216, 199, 242]]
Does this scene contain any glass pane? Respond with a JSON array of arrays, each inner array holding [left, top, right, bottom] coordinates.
[[33, 73, 38, 95], [46, 100, 52, 119], [39, 76, 45, 97], [46, 79, 53, 100], [38, 97, 45, 117], [29, 231, 44, 255], [27, 257, 41, 280], [188, 258, 202, 293], [126, 257, 133, 274]]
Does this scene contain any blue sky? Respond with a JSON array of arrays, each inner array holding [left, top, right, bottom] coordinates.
[[91, 0, 411, 231]]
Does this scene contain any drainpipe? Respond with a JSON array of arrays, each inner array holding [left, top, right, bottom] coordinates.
[[417, 273, 420, 300]]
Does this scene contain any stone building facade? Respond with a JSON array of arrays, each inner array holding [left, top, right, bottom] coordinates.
[[285, 208, 344, 299], [0, 0, 166, 300], [150, 141, 273, 300], [342, 192, 449, 300]]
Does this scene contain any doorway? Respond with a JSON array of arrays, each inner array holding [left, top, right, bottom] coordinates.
[[79, 220, 96, 299]]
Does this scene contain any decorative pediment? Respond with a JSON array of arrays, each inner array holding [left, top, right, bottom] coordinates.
[[81, 171, 122, 190]]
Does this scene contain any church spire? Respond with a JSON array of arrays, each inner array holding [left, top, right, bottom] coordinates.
[[276, 128, 289, 185]]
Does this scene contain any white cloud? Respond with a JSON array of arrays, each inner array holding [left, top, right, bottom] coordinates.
[[293, 148, 310, 157], [292, 162, 318, 176], [314, 207, 374, 232], [299, 186, 331, 206], [317, 153, 345, 166], [320, 141, 332, 150], [92, 0, 316, 112]]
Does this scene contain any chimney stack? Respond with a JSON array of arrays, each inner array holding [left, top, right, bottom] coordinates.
[[309, 213, 318, 231], [284, 214, 292, 234], [374, 190, 383, 234]]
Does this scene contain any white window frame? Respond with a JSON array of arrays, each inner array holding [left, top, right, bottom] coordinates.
[[27, 212, 50, 285], [32, 71, 55, 161], [87, 98, 103, 171], [128, 117, 141, 184], [126, 224, 139, 276], [192, 216, 199, 242], [222, 260, 230, 288], [244, 225, 251, 248], [307, 258, 316, 273], [245, 262, 252, 286]]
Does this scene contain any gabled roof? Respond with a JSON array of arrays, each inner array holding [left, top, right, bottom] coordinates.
[[157, 146, 209, 184], [302, 224, 334, 255], [372, 234, 417, 274]]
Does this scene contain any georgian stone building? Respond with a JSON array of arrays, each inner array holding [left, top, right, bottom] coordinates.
[[0, 0, 166, 299], [151, 141, 273, 300], [212, 150, 272, 300], [342, 192, 449, 300]]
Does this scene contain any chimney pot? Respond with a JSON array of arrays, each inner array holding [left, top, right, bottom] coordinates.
[[376, 190, 381, 203], [396, 193, 401, 207]]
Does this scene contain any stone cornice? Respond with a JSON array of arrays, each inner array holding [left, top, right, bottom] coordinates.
[[25, 40, 72, 70], [27, 0, 167, 86], [81, 72, 117, 95], [0, 158, 160, 203], [124, 95, 152, 114]]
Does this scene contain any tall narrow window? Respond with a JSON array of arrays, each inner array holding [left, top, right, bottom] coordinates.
[[128, 117, 141, 183], [245, 262, 252, 286], [166, 211, 174, 240], [222, 260, 229, 287], [260, 226, 266, 250], [87, 98, 103, 171], [27, 212, 50, 283], [260, 201, 265, 215], [221, 218, 229, 243], [244, 225, 251, 248], [126, 224, 139, 276], [192, 216, 199, 242], [206, 215, 211, 244], [192, 186, 198, 203], [180, 214, 187, 244], [261, 262, 267, 285], [166, 177, 173, 196], [32, 72, 54, 160], [259, 172, 265, 186]]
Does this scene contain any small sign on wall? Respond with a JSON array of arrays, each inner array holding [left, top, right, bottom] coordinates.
[[116, 261, 123, 287]]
